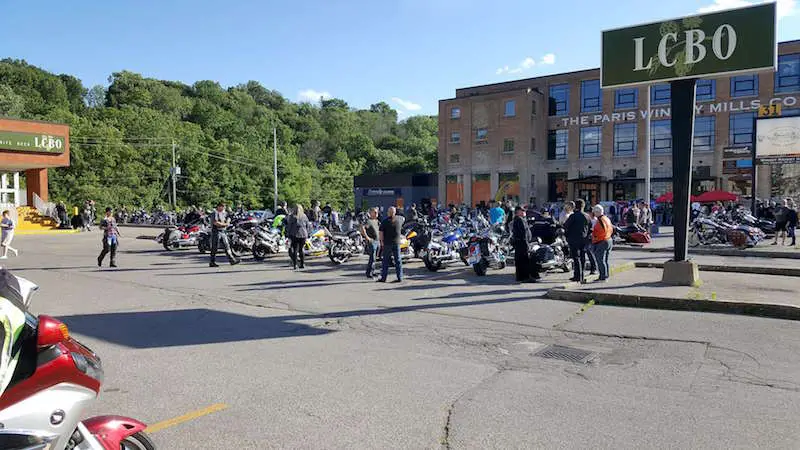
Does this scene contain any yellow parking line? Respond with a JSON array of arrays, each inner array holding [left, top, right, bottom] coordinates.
[[146, 403, 228, 433]]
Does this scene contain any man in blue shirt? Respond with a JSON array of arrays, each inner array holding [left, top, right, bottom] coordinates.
[[489, 201, 505, 226]]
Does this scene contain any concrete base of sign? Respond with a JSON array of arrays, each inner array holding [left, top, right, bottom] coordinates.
[[662, 260, 701, 286]]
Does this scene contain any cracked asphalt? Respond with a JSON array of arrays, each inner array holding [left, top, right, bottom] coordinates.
[[6, 228, 800, 449]]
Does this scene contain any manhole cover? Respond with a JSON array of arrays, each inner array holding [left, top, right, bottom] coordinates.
[[534, 345, 595, 363]]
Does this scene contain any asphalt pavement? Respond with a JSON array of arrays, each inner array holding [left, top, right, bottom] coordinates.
[[4, 229, 800, 449]]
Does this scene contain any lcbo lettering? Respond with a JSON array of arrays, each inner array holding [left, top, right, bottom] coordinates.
[[633, 24, 736, 71]]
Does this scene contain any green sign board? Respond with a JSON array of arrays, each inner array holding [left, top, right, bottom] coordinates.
[[0, 130, 67, 154], [601, 3, 776, 88]]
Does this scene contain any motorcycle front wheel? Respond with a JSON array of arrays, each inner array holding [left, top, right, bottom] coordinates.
[[473, 260, 488, 276], [328, 243, 350, 265], [253, 245, 268, 261], [121, 431, 156, 450], [423, 255, 441, 272]]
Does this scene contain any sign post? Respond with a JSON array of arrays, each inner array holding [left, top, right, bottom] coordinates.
[[601, 2, 776, 285]]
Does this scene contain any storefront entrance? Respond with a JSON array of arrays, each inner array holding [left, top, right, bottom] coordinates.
[[575, 182, 601, 206]]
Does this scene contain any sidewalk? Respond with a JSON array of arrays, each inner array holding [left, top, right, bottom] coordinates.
[[617, 229, 800, 259], [547, 267, 800, 321]]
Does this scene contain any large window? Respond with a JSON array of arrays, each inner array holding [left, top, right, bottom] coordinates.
[[775, 53, 800, 93], [472, 174, 491, 204], [549, 84, 569, 117], [446, 175, 464, 205], [448, 154, 460, 164], [651, 84, 670, 105], [581, 79, 602, 113], [651, 119, 672, 154], [695, 79, 716, 101], [450, 107, 461, 119], [547, 129, 568, 160], [729, 112, 755, 146], [614, 123, 637, 157], [503, 138, 515, 154], [580, 126, 601, 158], [504, 100, 516, 117], [730, 75, 758, 97], [475, 128, 488, 143], [615, 88, 637, 109], [693, 116, 715, 153], [450, 131, 460, 144]]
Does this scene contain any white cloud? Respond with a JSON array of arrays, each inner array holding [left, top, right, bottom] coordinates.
[[540, 53, 556, 65], [298, 89, 331, 103], [697, 0, 796, 19], [391, 97, 422, 111], [496, 53, 554, 76]]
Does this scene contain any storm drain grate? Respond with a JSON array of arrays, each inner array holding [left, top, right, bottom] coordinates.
[[534, 345, 595, 364]]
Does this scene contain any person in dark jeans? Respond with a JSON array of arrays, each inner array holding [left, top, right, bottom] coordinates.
[[511, 206, 539, 283], [286, 204, 310, 270], [360, 207, 380, 278], [564, 199, 592, 283], [209, 202, 240, 268], [378, 206, 404, 283], [787, 199, 798, 247], [97, 207, 120, 268]]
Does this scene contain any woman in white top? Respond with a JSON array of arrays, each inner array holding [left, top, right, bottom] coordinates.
[[0, 210, 18, 259]]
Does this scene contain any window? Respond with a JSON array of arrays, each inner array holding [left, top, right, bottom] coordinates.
[[580, 126, 601, 158], [783, 108, 800, 117], [581, 80, 601, 113], [548, 172, 568, 202], [549, 84, 569, 117], [503, 138, 515, 153], [547, 129, 568, 160], [450, 107, 461, 119], [448, 154, 460, 164], [450, 131, 460, 144], [775, 53, 800, 93], [530, 137, 536, 153], [693, 116, 715, 152], [615, 88, 638, 109], [613, 123, 637, 157], [475, 128, 488, 143], [651, 84, 670, 105], [730, 75, 758, 97], [695, 79, 716, 101], [531, 100, 537, 116], [614, 168, 637, 179], [693, 166, 712, 178], [651, 119, 672, 154], [504, 100, 516, 117], [729, 112, 755, 146]]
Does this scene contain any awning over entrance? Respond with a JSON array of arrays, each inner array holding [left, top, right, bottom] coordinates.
[[567, 175, 608, 183]]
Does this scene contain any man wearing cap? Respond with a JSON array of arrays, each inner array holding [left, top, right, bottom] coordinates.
[[591, 204, 614, 282], [511, 206, 539, 283], [210, 202, 240, 268]]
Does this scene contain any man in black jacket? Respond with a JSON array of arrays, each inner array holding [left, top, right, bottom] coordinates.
[[563, 199, 592, 283], [511, 206, 539, 283]]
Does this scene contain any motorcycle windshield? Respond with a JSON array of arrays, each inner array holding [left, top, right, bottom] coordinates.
[[0, 270, 38, 398]]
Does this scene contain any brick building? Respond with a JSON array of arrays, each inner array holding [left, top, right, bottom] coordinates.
[[438, 40, 800, 207]]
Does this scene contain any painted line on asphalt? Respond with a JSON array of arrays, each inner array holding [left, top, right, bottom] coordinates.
[[146, 403, 228, 434]]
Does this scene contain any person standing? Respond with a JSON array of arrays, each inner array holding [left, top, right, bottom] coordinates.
[[378, 206, 404, 283], [786, 199, 797, 247], [591, 205, 614, 282], [489, 201, 506, 227], [275, 201, 288, 217], [773, 199, 789, 246], [511, 206, 539, 283], [360, 208, 380, 278], [286, 204, 310, 270], [209, 202, 240, 268], [564, 200, 592, 283], [97, 207, 120, 268], [559, 201, 574, 225], [637, 201, 653, 231], [0, 211, 18, 259]]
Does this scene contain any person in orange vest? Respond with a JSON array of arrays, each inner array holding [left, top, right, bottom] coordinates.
[[591, 204, 614, 282]]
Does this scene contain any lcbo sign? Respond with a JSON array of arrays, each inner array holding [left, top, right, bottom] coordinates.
[[601, 3, 776, 88]]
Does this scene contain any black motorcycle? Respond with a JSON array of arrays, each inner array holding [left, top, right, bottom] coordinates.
[[328, 230, 365, 265]]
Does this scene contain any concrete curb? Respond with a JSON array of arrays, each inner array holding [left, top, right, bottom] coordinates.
[[634, 261, 800, 277], [546, 288, 800, 321], [16, 229, 80, 235], [554, 262, 637, 289], [616, 244, 800, 259]]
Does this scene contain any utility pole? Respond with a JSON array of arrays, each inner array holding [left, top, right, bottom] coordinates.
[[645, 87, 651, 208], [171, 140, 177, 210], [273, 127, 278, 211]]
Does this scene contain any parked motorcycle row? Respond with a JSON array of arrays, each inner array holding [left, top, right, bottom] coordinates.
[[689, 207, 771, 248], [154, 211, 577, 279], [0, 270, 155, 449]]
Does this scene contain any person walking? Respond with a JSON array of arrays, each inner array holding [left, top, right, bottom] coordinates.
[[511, 206, 539, 283], [209, 202, 240, 268], [377, 206, 404, 283], [360, 207, 380, 279], [0, 210, 18, 259], [97, 207, 120, 268], [286, 204, 310, 270], [637, 200, 653, 232], [591, 205, 614, 282], [773, 199, 790, 246], [786, 199, 797, 247], [564, 200, 592, 283]]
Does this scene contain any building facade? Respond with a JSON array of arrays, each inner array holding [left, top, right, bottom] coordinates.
[[354, 172, 437, 212], [438, 40, 800, 207]]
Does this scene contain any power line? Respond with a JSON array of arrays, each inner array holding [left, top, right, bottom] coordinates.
[[71, 141, 263, 167]]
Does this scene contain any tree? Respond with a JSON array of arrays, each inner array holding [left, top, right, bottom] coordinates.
[[84, 85, 106, 108], [0, 84, 24, 117]]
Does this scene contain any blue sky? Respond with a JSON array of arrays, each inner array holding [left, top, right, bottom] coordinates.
[[1, 0, 798, 117]]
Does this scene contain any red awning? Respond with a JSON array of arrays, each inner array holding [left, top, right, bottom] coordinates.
[[695, 190, 739, 203], [655, 192, 699, 203]]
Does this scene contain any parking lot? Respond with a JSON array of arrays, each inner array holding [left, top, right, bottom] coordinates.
[[6, 229, 800, 449]]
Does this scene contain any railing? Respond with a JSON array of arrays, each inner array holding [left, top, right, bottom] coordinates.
[[32, 193, 58, 220]]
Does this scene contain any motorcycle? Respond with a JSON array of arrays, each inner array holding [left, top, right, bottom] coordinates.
[[328, 230, 365, 265], [252, 226, 286, 261], [158, 223, 204, 251], [529, 231, 572, 275], [467, 228, 507, 276], [0, 270, 154, 449], [421, 226, 469, 272], [613, 224, 651, 245], [304, 227, 330, 257]]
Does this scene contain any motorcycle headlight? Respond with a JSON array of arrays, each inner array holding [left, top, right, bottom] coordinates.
[[71, 352, 104, 383]]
